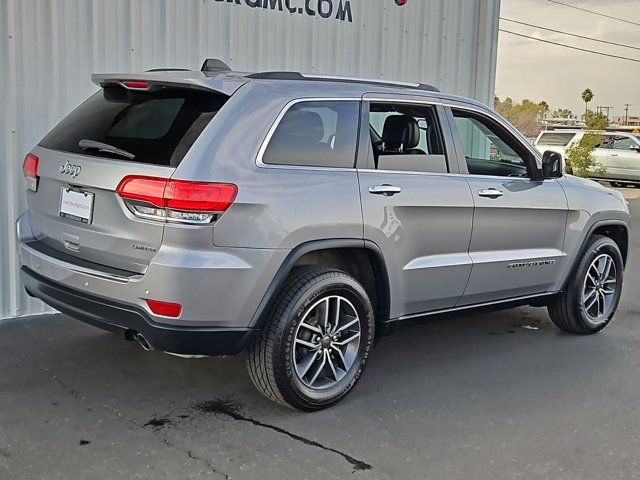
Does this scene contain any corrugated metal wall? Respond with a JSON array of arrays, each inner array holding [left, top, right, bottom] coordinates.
[[0, 0, 500, 319]]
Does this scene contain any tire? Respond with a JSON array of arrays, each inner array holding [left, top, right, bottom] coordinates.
[[548, 235, 624, 334], [246, 266, 375, 411]]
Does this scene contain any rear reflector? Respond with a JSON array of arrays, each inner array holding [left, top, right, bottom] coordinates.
[[22, 153, 39, 192], [146, 299, 182, 318], [116, 176, 237, 224], [122, 80, 149, 89]]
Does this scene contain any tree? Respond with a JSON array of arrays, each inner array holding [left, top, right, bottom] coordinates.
[[494, 97, 547, 137], [584, 110, 609, 130], [539, 101, 549, 119], [552, 108, 573, 119], [564, 109, 608, 178], [581, 88, 594, 117]]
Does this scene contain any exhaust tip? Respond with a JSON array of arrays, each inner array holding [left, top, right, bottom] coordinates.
[[135, 333, 153, 351]]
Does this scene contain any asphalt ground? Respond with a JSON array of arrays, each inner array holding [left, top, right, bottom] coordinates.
[[1, 188, 639, 480]]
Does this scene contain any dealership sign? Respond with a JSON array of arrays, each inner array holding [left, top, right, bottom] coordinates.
[[211, 0, 410, 23]]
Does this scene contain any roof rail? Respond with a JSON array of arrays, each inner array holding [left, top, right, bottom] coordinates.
[[201, 58, 231, 73], [146, 68, 190, 72], [246, 71, 440, 92]]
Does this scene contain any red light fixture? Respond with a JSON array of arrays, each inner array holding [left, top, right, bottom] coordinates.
[[146, 299, 182, 318], [22, 153, 40, 192], [116, 175, 237, 224], [122, 80, 150, 90]]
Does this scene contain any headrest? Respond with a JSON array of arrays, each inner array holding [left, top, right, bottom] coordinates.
[[382, 115, 420, 150], [279, 110, 325, 143]]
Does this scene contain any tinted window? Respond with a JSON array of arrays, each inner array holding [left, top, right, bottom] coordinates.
[[40, 86, 227, 166], [537, 132, 576, 146], [453, 110, 529, 178], [262, 101, 360, 168]]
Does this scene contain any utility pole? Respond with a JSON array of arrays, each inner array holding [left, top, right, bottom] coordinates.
[[624, 104, 630, 125]]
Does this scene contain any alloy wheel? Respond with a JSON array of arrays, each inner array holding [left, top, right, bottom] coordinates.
[[582, 253, 617, 324], [293, 295, 361, 390]]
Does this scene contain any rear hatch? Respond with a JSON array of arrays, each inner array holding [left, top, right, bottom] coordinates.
[[27, 81, 229, 274]]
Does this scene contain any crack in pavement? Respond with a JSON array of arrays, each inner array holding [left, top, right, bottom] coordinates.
[[39, 366, 84, 401], [193, 399, 373, 472], [187, 450, 230, 480]]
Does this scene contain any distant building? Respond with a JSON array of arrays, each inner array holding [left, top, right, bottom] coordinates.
[[613, 116, 640, 127]]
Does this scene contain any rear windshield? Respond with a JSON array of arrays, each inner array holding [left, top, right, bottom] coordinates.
[[40, 86, 227, 166], [536, 132, 576, 146]]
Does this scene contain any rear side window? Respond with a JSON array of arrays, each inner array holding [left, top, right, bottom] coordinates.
[[536, 132, 576, 146], [262, 101, 360, 168], [40, 86, 227, 166]]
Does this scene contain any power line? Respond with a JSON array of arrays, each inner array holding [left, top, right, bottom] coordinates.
[[546, 0, 640, 28], [500, 29, 640, 63], [501, 18, 640, 51]]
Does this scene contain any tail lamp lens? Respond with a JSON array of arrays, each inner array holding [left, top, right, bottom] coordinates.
[[22, 153, 40, 192], [122, 80, 150, 89], [115, 176, 237, 224], [146, 299, 182, 318]]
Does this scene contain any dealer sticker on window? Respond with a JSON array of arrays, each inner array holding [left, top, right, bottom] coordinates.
[[59, 187, 94, 224]]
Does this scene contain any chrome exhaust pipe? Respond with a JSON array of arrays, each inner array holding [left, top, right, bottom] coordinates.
[[135, 333, 153, 351]]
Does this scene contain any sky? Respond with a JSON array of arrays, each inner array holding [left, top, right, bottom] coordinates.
[[496, 0, 640, 119]]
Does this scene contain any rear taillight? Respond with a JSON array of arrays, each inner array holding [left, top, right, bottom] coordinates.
[[22, 153, 39, 192], [115, 176, 237, 224]]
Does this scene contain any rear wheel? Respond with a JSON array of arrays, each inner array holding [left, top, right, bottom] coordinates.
[[548, 235, 623, 334], [246, 266, 375, 410]]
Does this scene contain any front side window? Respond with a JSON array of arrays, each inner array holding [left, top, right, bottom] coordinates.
[[262, 101, 360, 168], [453, 110, 530, 178], [612, 136, 637, 151]]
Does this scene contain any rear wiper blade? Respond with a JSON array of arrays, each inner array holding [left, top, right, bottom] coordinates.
[[79, 139, 135, 160]]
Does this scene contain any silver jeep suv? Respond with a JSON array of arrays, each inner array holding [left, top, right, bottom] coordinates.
[[17, 60, 630, 410]]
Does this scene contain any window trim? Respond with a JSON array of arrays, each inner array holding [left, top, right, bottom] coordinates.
[[445, 103, 544, 181], [255, 97, 362, 171]]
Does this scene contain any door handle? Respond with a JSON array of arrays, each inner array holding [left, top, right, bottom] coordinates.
[[610, 153, 619, 157], [478, 188, 504, 198], [369, 184, 402, 196]]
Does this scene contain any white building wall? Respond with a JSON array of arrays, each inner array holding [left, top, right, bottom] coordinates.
[[0, 0, 500, 319]]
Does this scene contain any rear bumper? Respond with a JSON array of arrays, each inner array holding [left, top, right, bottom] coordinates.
[[17, 212, 289, 331], [22, 266, 255, 355]]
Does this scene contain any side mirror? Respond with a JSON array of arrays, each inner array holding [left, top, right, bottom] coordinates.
[[630, 144, 640, 152], [542, 151, 563, 178]]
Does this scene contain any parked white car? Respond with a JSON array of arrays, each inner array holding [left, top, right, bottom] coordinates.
[[534, 130, 640, 187]]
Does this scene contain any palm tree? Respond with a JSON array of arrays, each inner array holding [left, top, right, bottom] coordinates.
[[539, 101, 549, 119], [581, 88, 594, 117]]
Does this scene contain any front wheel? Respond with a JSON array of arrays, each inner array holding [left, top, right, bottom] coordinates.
[[246, 266, 375, 410], [548, 235, 623, 334]]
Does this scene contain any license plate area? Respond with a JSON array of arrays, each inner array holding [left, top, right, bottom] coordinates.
[[59, 187, 94, 224]]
